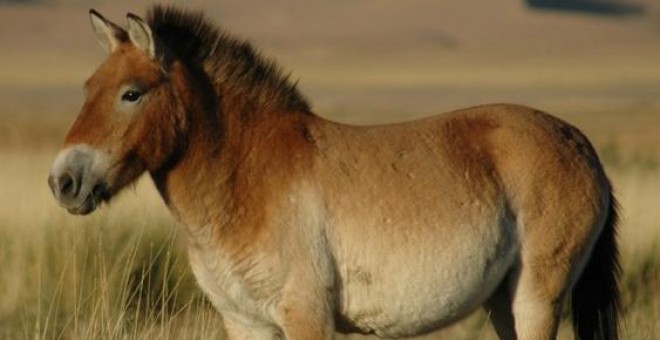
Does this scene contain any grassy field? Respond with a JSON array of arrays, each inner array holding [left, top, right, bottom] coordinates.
[[1, 0, 660, 339]]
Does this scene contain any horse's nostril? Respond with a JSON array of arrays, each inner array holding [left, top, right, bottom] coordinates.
[[61, 174, 73, 195], [92, 183, 108, 199], [56, 172, 79, 199]]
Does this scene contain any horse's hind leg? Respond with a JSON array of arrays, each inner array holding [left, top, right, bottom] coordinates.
[[509, 267, 564, 340], [505, 214, 596, 340], [485, 259, 564, 340], [506, 200, 610, 340]]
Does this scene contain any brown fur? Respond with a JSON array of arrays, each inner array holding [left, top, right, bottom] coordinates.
[[49, 5, 621, 340]]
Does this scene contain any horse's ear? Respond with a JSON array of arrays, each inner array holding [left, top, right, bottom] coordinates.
[[126, 13, 160, 60], [89, 9, 126, 53]]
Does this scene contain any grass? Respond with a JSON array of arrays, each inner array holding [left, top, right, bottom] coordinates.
[[0, 149, 225, 340], [0, 130, 658, 339]]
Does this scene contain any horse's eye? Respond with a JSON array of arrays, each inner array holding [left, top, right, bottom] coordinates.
[[121, 90, 143, 103]]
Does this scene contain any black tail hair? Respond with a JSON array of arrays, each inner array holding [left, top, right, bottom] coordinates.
[[571, 187, 621, 340]]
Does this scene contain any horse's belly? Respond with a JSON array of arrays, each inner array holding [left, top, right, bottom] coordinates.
[[336, 221, 517, 338]]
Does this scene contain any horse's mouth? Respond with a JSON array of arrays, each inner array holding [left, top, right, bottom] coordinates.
[[59, 183, 110, 216], [66, 198, 97, 215]]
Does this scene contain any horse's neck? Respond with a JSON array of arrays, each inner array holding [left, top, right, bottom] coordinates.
[[153, 99, 314, 239]]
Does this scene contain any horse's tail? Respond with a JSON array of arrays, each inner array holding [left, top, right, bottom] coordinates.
[[571, 185, 622, 340]]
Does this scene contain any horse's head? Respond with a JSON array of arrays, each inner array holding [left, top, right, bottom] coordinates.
[[48, 10, 187, 215]]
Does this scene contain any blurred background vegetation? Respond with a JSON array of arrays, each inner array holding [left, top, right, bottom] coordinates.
[[0, 0, 658, 339]]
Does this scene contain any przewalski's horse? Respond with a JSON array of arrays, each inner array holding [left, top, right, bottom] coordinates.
[[48, 6, 620, 340]]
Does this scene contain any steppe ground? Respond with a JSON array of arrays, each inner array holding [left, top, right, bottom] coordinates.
[[0, 0, 659, 339]]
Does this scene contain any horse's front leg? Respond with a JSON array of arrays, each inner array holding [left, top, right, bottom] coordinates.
[[222, 286, 335, 340], [270, 253, 336, 340], [222, 312, 283, 340], [274, 287, 336, 340]]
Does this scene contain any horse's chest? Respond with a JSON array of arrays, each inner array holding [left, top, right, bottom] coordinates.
[[187, 244, 276, 323]]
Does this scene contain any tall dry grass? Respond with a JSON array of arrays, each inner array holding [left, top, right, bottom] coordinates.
[[0, 128, 658, 339], [0, 149, 225, 339]]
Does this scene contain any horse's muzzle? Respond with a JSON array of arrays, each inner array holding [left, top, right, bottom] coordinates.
[[48, 145, 110, 215]]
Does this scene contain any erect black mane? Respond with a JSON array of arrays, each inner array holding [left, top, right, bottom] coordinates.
[[146, 5, 310, 113]]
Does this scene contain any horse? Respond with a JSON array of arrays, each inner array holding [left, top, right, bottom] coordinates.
[[48, 5, 620, 340]]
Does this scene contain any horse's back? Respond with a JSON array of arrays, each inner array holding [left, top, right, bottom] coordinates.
[[307, 104, 609, 337], [312, 103, 608, 237]]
